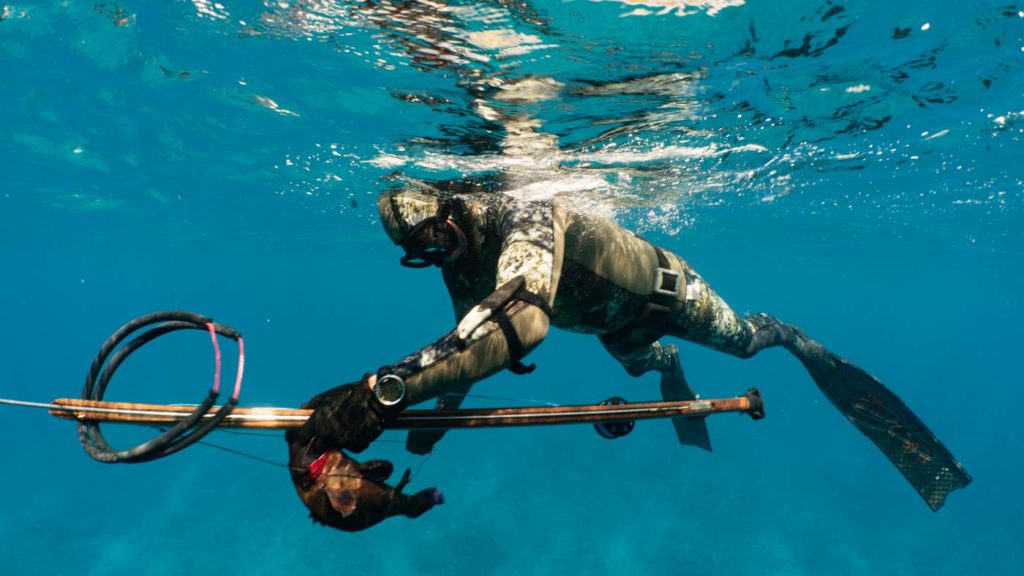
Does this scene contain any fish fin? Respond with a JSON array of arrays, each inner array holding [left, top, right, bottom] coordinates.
[[307, 452, 331, 479], [326, 488, 358, 517], [359, 460, 394, 482], [395, 468, 412, 493], [299, 437, 322, 467], [401, 488, 443, 518]]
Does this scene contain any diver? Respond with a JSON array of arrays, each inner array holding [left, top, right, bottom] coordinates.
[[287, 183, 842, 456], [284, 181, 971, 527], [282, 66, 969, 522]]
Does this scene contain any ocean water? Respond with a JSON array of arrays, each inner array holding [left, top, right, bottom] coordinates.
[[1, 0, 1022, 574]]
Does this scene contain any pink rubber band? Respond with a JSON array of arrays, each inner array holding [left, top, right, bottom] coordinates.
[[232, 338, 245, 401], [206, 322, 223, 395]]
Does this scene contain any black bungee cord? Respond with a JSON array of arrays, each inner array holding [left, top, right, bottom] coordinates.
[[79, 311, 245, 463]]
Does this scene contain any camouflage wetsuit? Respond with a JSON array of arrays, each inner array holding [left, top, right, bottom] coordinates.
[[290, 187, 970, 517], [375, 188, 797, 410]]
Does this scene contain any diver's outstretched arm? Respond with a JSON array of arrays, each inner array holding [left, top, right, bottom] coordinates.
[[399, 201, 567, 453], [296, 201, 564, 453], [390, 199, 565, 407]]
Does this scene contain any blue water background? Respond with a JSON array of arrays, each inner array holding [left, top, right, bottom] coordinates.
[[2, 1, 1022, 574]]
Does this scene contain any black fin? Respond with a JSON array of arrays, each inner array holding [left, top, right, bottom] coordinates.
[[812, 353, 971, 511], [668, 415, 712, 452], [395, 468, 413, 493], [660, 357, 712, 452], [359, 460, 394, 483]]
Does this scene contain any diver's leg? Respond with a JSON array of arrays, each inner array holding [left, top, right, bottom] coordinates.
[[598, 336, 675, 377], [598, 337, 712, 450], [680, 304, 834, 371], [665, 264, 973, 508], [665, 262, 834, 372]]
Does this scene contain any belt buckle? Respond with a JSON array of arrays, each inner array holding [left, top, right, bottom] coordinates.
[[653, 267, 681, 297]]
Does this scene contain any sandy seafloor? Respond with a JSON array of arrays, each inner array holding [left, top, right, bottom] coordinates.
[[1, 1, 1022, 575]]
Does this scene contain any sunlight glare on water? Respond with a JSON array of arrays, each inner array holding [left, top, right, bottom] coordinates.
[[176, 0, 1023, 243], [2, 0, 1013, 244]]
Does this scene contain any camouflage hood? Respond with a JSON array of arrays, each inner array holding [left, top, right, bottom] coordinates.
[[377, 190, 444, 245]]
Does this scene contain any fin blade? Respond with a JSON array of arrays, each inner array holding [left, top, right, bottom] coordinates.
[[670, 416, 712, 452], [814, 355, 972, 511], [326, 488, 358, 517], [661, 367, 712, 452]]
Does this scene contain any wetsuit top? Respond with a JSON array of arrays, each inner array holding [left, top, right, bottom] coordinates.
[[375, 188, 688, 406]]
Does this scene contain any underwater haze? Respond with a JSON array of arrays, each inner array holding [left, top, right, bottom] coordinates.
[[1, 1, 1022, 574]]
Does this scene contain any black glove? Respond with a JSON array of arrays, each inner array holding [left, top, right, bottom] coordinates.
[[287, 374, 397, 453]]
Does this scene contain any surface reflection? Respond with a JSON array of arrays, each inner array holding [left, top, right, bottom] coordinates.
[[250, 0, 1019, 222]]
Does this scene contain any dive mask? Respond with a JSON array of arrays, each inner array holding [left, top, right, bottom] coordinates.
[[399, 216, 460, 268]]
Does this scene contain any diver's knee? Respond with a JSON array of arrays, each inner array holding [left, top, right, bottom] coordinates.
[[623, 363, 650, 377], [618, 342, 677, 376]]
